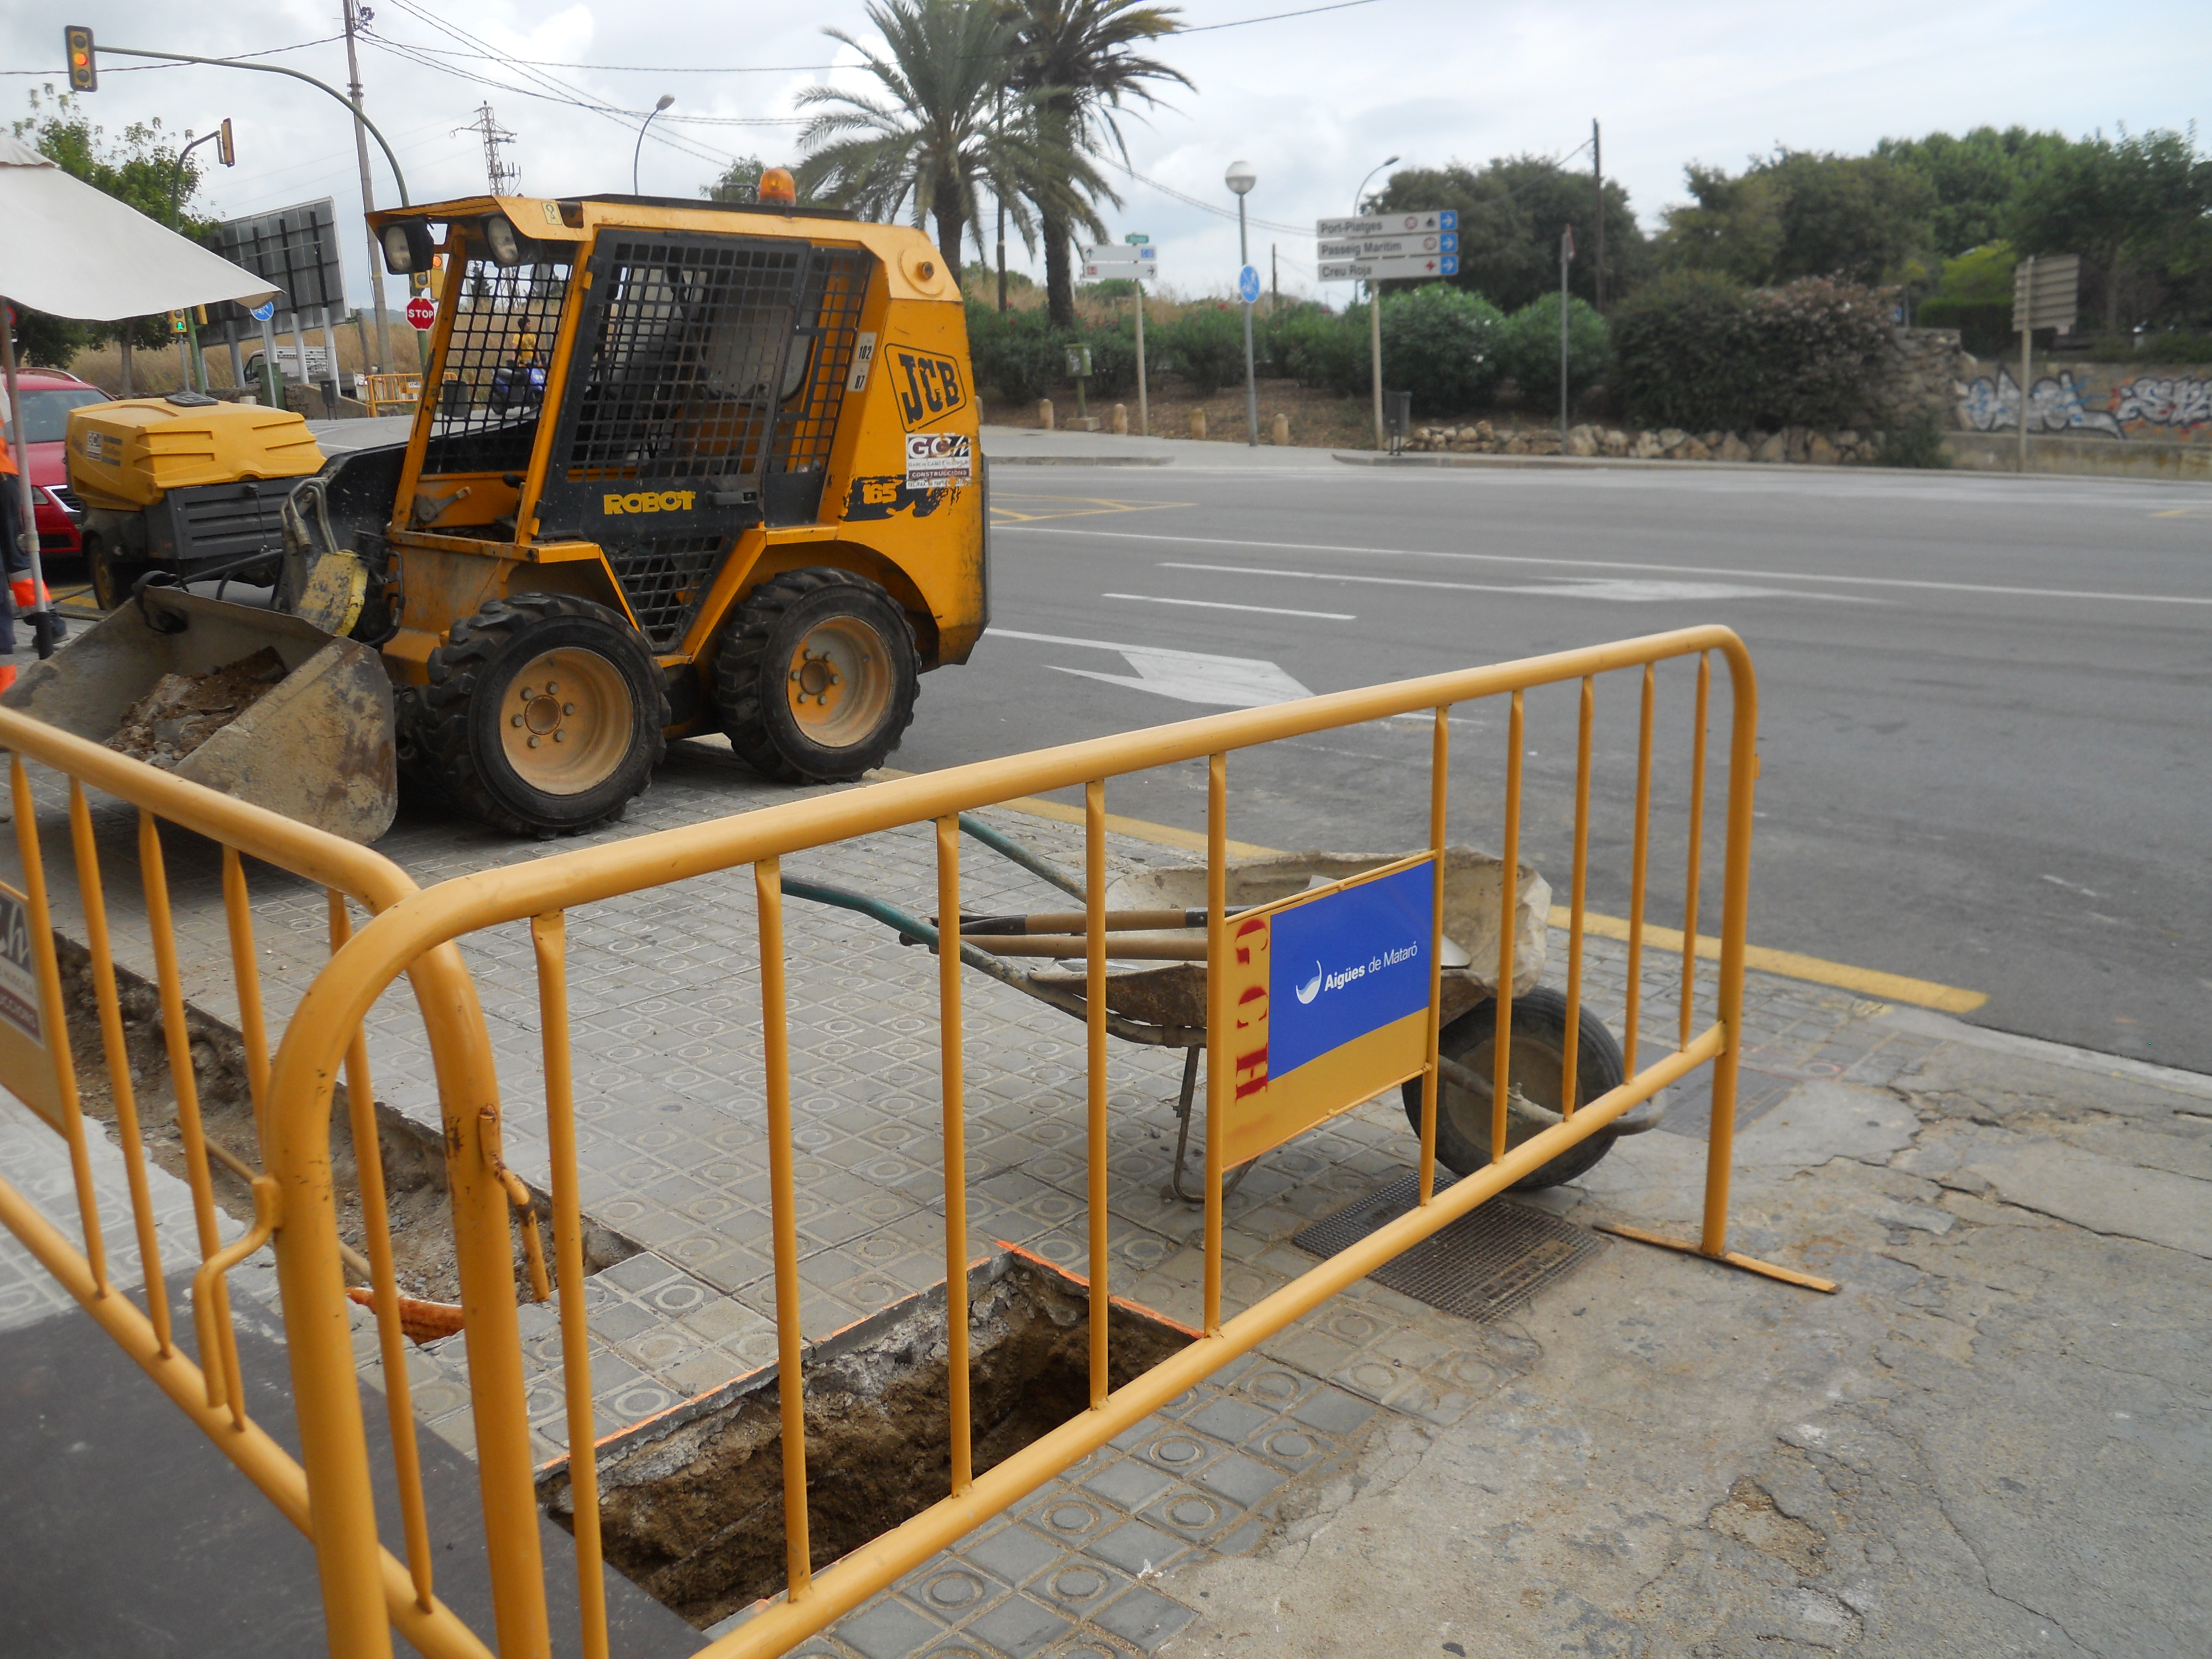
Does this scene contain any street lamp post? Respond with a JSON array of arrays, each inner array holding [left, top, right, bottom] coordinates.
[[1226, 160, 1258, 447], [1354, 154, 1399, 450], [633, 94, 674, 196]]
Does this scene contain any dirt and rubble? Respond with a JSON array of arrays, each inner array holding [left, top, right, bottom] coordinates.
[[105, 647, 288, 770]]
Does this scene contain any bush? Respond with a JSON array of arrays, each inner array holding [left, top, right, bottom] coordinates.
[[1075, 312, 1139, 398], [1615, 273, 1894, 431], [1875, 408, 1953, 468], [1265, 304, 1365, 396], [1752, 278, 1895, 429], [1162, 304, 1247, 397], [1613, 271, 1762, 430], [965, 301, 1065, 403], [1497, 295, 1611, 409], [1380, 284, 1505, 415]]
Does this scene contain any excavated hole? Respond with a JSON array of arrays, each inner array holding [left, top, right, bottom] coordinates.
[[538, 1252, 1197, 1630], [53, 937, 639, 1303]]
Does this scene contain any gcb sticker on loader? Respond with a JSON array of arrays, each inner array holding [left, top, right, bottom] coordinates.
[[905, 432, 972, 489]]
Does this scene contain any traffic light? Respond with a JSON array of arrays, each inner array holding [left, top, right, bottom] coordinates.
[[64, 25, 95, 92], [216, 118, 235, 167]]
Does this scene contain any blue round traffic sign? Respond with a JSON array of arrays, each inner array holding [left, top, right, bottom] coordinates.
[[249, 299, 276, 322], [1238, 264, 1261, 304]]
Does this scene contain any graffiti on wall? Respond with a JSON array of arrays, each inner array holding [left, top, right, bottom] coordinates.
[[1956, 365, 2212, 440]]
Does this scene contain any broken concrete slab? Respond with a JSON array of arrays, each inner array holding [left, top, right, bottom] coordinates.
[[1733, 1080, 1920, 1168], [1968, 1141, 2212, 1259]]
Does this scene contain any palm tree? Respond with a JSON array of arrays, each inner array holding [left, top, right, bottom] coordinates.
[[795, 0, 1102, 279], [1008, 1, 1191, 326]]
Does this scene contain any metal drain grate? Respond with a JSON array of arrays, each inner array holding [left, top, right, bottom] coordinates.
[[1292, 1173, 1607, 1322]]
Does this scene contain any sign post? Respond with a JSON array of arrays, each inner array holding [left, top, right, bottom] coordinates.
[[1558, 223, 1575, 448], [1315, 211, 1458, 450], [1081, 239, 1159, 435], [2012, 253, 2079, 474]]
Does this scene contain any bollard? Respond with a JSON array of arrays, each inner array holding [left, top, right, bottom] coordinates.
[[1190, 408, 1207, 441], [1272, 412, 1290, 447], [1112, 403, 1128, 436], [1039, 398, 1055, 431]]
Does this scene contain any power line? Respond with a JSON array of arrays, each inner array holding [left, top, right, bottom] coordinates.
[[1185, 0, 1383, 33], [2, 34, 344, 76]]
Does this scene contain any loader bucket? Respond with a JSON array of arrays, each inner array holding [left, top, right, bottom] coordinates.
[[1, 588, 398, 843]]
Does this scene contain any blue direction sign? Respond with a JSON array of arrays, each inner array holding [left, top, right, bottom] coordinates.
[[1238, 264, 1261, 304], [249, 299, 276, 322]]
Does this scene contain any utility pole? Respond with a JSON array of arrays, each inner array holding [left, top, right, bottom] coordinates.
[[995, 92, 1009, 313], [1592, 118, 1605, 311], [461, 102, 518, 196], [342, 0, 394, 372]]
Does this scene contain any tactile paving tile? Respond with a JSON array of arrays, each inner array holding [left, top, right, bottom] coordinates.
[[1291, 1174, 1606, 1322]]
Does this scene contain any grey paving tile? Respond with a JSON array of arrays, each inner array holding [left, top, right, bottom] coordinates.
[[1079, 1454, 1176, 1514], [963, 1592, 1072, 1659], [1091, 1585, 1196, 1653], [1193, 1449, 1282, 1510], [959, 1521, 1065, 1587], [1084, 1518, 1186, 1578], [1291, 1383, 1379, 1436], [836, 1593, 945, 1659]]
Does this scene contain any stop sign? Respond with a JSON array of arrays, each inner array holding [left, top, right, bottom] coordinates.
[[405, 295, 436, 330]]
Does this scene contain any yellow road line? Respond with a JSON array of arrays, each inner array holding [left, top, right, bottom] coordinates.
[[886, 770, 1990, 1013], [1554, 907, 1989, 1013]]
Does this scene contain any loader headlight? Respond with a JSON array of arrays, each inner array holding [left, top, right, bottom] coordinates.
[[482, 213, 526, 267], [381, 221, 436, 275]]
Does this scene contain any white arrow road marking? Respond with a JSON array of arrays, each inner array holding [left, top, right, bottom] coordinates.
[[988, 628, 1315, 708]]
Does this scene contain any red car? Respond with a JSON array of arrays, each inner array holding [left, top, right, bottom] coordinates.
[[7, 367, 112, 566]]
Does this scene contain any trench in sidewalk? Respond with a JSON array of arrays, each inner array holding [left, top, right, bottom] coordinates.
[[536, 1250, 1197, 1631]]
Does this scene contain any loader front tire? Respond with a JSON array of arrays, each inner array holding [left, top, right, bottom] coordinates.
[[420, 594, 668, 837], [714, 568, 919, 782]]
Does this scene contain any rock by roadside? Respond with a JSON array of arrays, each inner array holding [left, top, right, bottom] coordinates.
[[1404, 420, 1886, 466]]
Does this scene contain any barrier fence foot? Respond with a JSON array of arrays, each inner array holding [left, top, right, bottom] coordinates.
[[1596, 1223, 1839, 1294]]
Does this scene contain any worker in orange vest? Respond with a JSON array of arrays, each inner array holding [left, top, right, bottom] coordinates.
[[0, 421, 21, 695]]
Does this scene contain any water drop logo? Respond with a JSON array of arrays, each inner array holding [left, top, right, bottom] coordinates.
[[1295, 961, 1323, 1005]]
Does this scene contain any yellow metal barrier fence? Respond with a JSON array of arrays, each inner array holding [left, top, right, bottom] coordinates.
[[0, 622, 1823, 1659]]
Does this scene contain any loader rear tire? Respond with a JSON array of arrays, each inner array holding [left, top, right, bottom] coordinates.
[[1403, 987, 1626, 1190], [714, 568, 920, 783], [420, 594, 669, 837]]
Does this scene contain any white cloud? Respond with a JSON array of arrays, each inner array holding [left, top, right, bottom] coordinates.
[[3, 0, 2203, 328]]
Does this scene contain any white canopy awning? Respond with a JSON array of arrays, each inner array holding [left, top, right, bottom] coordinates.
[[0, 132, 278, 321]]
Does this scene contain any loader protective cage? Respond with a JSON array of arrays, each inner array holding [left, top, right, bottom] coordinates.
[[422, 257, 574, 478], [520, 232, 873, 646], [0, 626, 1834, 1659]]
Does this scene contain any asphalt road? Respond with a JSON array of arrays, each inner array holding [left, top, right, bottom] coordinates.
[[896, 452, 2212, 1074]]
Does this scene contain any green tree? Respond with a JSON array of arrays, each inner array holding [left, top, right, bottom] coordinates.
[[1380, 284, 1506, 415], [2010, 128, 2210, 332], [702, 154, 770, 202], [1496, 294, 1610, 408], [794, 0, 1094, 276], [12, 86, 213, 368], [1660, 150, 1934, 288], [1370, 156, 1648, 312], [1008, 1, 1190, 328], [1876, 126, 2072, 255]]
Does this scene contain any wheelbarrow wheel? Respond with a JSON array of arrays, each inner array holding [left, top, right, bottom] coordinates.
[[714, 567, 919, 784], [1401, 987, 1627, 1190], [419, 594, 669, 837]]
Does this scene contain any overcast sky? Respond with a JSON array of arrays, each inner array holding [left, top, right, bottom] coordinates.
[[7, 0, 2207, 326]]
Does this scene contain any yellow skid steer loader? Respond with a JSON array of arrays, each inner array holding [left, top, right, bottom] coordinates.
[[15, 184, 988, 841]]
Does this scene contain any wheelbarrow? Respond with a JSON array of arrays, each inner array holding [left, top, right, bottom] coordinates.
[[785, 817, 1662, 1195]]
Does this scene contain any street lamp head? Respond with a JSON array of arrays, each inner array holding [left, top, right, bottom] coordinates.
[[654, 93, 675, 112], [1383, 154, 1400, 166], [1224, 160, 1256, 196]]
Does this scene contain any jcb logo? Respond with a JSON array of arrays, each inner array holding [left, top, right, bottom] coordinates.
[[603, 489, 697, 515], [891, 347, 965, 430]]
